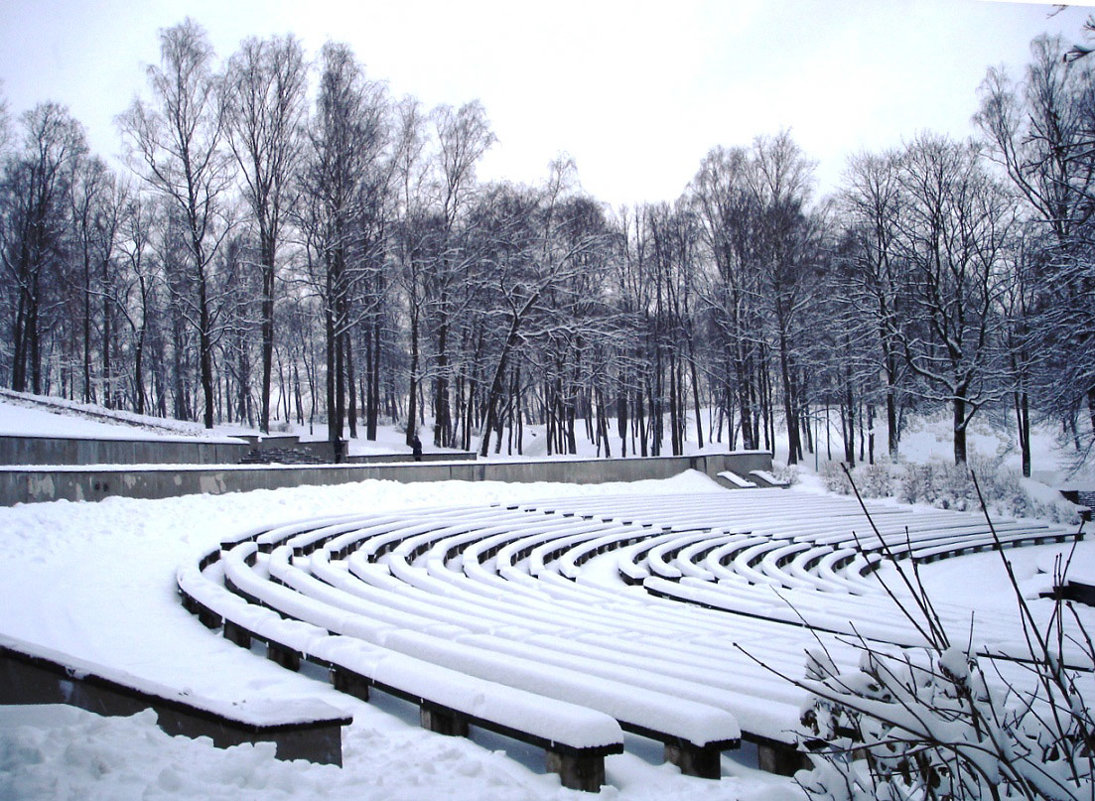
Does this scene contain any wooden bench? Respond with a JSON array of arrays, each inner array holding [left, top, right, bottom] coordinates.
[[238, 538, 744, 778], [180, 547, 623, 792], [0, 633, 350, 765]]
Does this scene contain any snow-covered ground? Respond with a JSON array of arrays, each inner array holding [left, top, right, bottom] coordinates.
[[0, 470, 805, 800], [0, 390, 238, 443], [0, 395, 1091, 800]]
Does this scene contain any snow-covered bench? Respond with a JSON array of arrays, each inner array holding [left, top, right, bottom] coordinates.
[[334, 518, 811, 765], [217, 516, 770, 774], [716, 470, 758, 489], [171, 487, 1093, 793], [226, 539, 743, 779], [555, 527, 659, 578], [787, 546, 880, 593], [644, 532, 716, 581], [211, 496, 1059, 778], [179, 546, 624, 792], [0, 632, 351, 765], [908, 526, 1082, 563]]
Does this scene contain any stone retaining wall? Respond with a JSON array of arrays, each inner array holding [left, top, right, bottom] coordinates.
[[0, 434, 250, 466], [0, 452, 774, 505], [0, 433, 476, 467]]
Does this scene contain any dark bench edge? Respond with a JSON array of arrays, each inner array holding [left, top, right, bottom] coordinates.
[[181, 579, 628, 792], [180, 581, 623, 760], [0, 640, 350, 765]]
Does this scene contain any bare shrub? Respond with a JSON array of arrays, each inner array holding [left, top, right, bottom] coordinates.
[[774, 462, 801, 487], [855, 459, 894, 498], [789, 472, 1093, 801], [821, 461, 853, 494], [821, 454, 1081, 523], [898, 459, 975, 510]]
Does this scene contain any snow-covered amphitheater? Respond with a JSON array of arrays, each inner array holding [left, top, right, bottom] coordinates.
[[176, 483, 1081, 791]]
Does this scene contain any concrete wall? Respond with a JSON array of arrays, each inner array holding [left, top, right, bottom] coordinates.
[[0, 451, 774, 506], [346, 451, 477, 464], [0, 433, 477, 467], [0, 434, 251, 466]]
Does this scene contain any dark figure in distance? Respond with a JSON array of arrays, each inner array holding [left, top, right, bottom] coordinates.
[[412, 434, 423, 462]]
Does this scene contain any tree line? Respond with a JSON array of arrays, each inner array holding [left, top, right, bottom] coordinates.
[[1, 18, 1093, 470]]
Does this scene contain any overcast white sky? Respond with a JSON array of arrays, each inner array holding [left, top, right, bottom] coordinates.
[[1, 0, 1093, 206]]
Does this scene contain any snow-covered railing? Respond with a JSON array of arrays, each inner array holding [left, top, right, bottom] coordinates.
[[748, 469, 791, 488]]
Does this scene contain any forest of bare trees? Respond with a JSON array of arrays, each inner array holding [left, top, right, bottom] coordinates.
[[1, 18, 1093, 470]]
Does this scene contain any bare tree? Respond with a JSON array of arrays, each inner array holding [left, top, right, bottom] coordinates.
[[113, 191, 158, 414], [1065, 12, 1095, 62], [977, 37, 1094, 245], [391, 97, 433, 447], [0, 83, 11, 153], [428, 101, 494, 448], [300, 41, 389, 458], [750, 132, 819, 466], [68, 157, 126, 407], [475, 163, 616, 457], [0, 103, 87, 394], [69, 155, 107, 403], [691, 145, 766, 451], [690, 134, 819, 464], [119, 18, 233, 428], [224, 33, 308, 433], [977, 35, 1095, 452], [895, 134, 1017, 465], [837, 149, 909, 459]]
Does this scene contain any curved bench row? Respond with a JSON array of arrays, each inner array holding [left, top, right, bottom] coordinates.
[[178, 488, 1082, 791], [179, 538, 626, 792], [182, 508, 811, 784], [516, 492, 1079, 659]]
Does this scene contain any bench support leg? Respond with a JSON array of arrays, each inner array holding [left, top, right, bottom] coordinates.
[[419, 706, 468, 737], [181, 594, 222, 629], [331, 668, 370, 701], [267, 643, 301, 672], [757, 741, 811, 776], [223, 620, 251, 649], [197, 607, 221, 628], [546, 750, 605, 793], [665, 741, 721, 779]]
